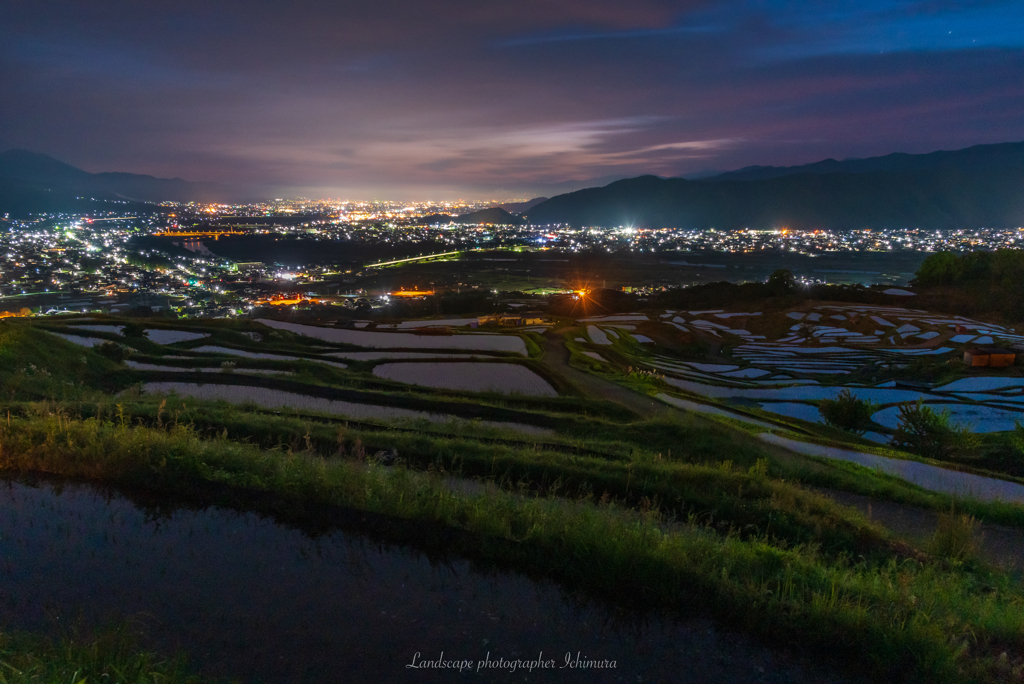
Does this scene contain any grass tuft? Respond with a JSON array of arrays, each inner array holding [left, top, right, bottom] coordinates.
[[930, 509, 984, 563]]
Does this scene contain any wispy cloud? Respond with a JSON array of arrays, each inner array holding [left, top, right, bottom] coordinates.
[[495, 23, 720, 47]]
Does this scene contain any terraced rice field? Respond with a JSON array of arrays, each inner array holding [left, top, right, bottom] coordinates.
[[871, 404, 1024, 433], [586, 325, 612, 346], [327, 351, 486, 361], [125, 361, 292, 375], [145, 329, 209, 344], [191, 345, 348, 369], [579, 314, 649, 322], [258, 319, 527, 355], [666, 304, 1024, 348], [139, 382, 554, 436], [624, 303, 1024, 434], [48, 332, 108, 347], [391, 318, 479, 328], [758, 402, 823, 423], [67, 324, 125, 335], [372, 362, 557, 396]]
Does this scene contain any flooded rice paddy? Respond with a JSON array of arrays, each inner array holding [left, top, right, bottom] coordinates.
[[0, 479, 853, 684], [372, 362, 558, 397], [138, 382, 556, 437], [145, 330, 210, 344], [66, 324, 125, 334], [759, 434, 1024, 504], [125, 362, 293, 376], [191, 345, 349, 369], [632, 303, 1024, 434], [258, 319, 528, 356], [586, 326, 612, 345], [48, 332, 108, 347]]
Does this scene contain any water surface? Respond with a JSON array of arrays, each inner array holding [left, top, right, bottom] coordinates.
[[0, 479, 854, 683]]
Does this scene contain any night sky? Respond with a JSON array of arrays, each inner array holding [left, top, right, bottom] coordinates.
[[2, 0, 1022, 198]]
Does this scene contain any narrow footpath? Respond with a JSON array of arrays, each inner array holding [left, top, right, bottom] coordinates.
[[538, 332, 672, 418]]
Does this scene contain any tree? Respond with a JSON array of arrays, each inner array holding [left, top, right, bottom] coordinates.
[[890, 401, 980, 460], [912, 251, 959, 286], [766, 269, 795, 295], [819, 389, 877, 435]]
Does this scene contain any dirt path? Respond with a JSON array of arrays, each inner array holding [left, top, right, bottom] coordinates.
[[760, 433, 1024, 504], [812, 486, 1024, 572], [538, 333, 673, 418]]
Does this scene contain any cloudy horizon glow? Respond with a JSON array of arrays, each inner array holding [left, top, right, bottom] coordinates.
[[2, 0, 1022, 199]]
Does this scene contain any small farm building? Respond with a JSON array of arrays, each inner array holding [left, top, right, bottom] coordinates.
[[963, 347, 1016, 368]]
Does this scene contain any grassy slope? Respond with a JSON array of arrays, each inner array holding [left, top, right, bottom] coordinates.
[[1, 414, 1023, 683], [0, 322, 125, 400]]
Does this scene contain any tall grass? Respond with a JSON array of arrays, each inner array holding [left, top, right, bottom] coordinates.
[[2, 413, 1024, 682], [45, 398, 903, 558], [930, 509, 984, 563], [0, 628, 207, 684]]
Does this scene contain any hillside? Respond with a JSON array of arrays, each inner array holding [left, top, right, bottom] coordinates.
[[0, 149, 230, 209], [526, 141, 1024, 229], [4, 309, 1024, 683], [710, 140, 1024, 182], [0, 176, 160, 217]]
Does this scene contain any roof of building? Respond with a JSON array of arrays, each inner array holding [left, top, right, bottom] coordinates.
[[965, 346, 1016, 355]]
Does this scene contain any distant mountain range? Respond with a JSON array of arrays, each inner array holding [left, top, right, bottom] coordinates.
[[708, 143, 1024, 182], [0, 149, 233, 215], [526, 141, 1024, 229], [3, 142, 1023, 229]]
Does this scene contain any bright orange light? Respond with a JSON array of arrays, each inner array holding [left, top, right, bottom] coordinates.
[[389, 290, 433, 297]]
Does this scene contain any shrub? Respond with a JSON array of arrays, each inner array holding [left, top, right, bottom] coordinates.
[[122, 322, 146, 338], [819, 389, 877, 435], [96, 341, 134, 363], [890, 401, 980, 459]]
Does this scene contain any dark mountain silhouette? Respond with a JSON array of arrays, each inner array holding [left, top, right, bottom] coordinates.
[[0, 176, 159, 217], [0, 149, 233, 208], [708, 141, 1024, 181], [0, 149, 94, 186], [537, 174, 644, 196], [526, 141, 1024, 229], [419, 207, 525, 225]]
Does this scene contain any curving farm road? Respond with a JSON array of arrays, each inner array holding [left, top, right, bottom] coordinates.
[[538, 333, 673, 418]]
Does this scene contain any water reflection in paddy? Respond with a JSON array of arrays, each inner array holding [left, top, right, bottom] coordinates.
[[0, 479, 854, 683]]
